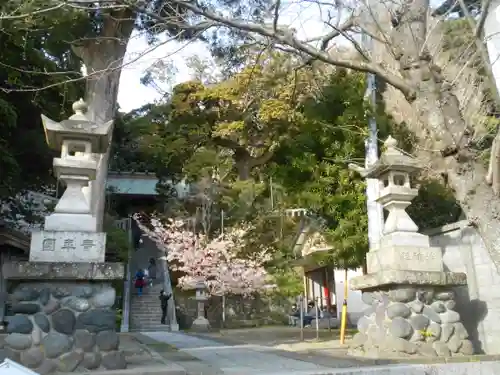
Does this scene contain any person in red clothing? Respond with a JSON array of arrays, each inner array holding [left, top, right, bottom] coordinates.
[[134, 269, 146, 296]]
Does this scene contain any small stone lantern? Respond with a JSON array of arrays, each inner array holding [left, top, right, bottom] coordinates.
[[192, 280, 210, 331], [40, 99, 113, 232]]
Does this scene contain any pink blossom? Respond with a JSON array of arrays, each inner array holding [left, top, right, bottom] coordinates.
[[133, 214, 274, 296]]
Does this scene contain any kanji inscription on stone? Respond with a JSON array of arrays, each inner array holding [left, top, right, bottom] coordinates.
[[82, 239, 94, 250], [42, 238, 56, 252], [62, 239, 76, 250], [30, 231, 106, 263]]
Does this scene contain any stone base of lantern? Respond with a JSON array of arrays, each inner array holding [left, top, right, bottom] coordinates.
[[191, 316, 210, 332], [348, 270, 473, 359], [2, 261, 125, 374]]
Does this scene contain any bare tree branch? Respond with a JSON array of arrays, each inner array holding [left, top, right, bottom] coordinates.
[[136, 0, 415, 99]]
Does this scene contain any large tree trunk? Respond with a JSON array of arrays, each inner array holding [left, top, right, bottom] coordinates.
[[393, 0, 500, 271], [74, 9, 135, 230]]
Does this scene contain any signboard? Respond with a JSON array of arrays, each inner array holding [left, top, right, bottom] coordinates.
[[0, 359, 40, 375]]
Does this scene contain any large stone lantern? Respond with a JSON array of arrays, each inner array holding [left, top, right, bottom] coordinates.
[[40, 99, 112, 233], [349, 136, 471, 358]]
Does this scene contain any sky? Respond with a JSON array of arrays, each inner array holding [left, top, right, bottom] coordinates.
[[117, 2, 332, 112]]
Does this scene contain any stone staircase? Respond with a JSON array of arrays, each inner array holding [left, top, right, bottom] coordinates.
[[129, 281, 172, 332]]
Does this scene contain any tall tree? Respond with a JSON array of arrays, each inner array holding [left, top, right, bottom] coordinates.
[[117, 0, 500, 270]]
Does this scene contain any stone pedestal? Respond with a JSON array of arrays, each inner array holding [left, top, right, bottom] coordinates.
[[349, 273, 471, 358], [2, 261, 125, 374]]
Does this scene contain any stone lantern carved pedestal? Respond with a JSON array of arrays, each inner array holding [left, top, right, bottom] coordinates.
[[2, 100, 126, 374], [349, 137, 471, 358]]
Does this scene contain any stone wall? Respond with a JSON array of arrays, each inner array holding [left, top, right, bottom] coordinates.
[[351, 286, 473, 357], [427, 221, 500, 355], [4, 282, 124, 374], [175, 291, 293, 329]]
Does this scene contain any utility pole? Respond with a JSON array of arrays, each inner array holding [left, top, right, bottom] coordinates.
[[361, 10, 384, 252]]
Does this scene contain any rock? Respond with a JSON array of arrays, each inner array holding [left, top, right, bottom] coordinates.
[[440, 310, 460, 324], [459, 339, 474, 355], [96, 330, 119, 351], [41, 332, 73, 358], [76, 309, 116, 333], [448, 335, 462, 353], [410, 331, 424, 342], [52, 308, 76, 335], [453, 322, 469, 340], [350, 333, 367, 349], [75, 329, 96, 352], [57, 350, 84, 372], [36, 359, 57, 375], [32, 325, 42, 345], [62, 296, 90, 312], [5, 333, 32, 350], [39, 289, 51, 305], [430, 301, 446, 313], [82, 352, 102, 370], [444, 300, 456, 310], [387, 303, 411, 319], [422, 306, 441, 323], [73, 285, 94, 298], [13, 287, 39, 302], [102, 350, 127, 370], [428, 322, 441, 340], [417, 289, 434, 304], [21, 347, 44, 368], [388, 288, 415, 303], [363, 307, 375, 316], [52, 287, 71, 299], [357, 316, 371, 334], [409, 300, 424, 313], [91, 287, 116, 308], [34, 313, 50, 333], [42, 299, 60, 314], [417, 342, 437, 357], [5, 347, 21, 362], [389, 337, 417, 354], [11, 303, 41, 315], [441, 324, 455, 343], [362, 292, 374, 305], [389, 317, 413, 338], [6, 315, 33, 334], [409, 314, 430, 331], [432, 341, 451, 357], [435, 291, 454, 301]]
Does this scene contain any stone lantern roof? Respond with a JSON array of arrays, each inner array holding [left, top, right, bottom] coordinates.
[[361, 136, 420, 179], [41, 99, 113, 154]]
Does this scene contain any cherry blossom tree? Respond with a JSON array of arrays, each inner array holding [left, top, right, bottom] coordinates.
[[133, 215, 273, 296]]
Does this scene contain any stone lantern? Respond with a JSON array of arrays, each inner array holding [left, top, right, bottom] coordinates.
[[192, 280, 210, 331], [40, 99, 113, 233], [349, 136, 470, 358]]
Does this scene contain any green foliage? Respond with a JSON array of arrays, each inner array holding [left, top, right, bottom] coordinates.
[[104, 217, 129, 262], [0, 15, 83, 202]]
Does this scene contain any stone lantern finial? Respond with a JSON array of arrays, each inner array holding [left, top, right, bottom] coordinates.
[[384, 135, 398, 150], [72, 98, 88, 115]]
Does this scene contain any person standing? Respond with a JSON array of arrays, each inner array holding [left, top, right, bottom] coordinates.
[[159, 290, 172, 324], [148, 258, 157, 287]]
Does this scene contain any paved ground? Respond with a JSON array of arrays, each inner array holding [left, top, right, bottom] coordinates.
[[140, 331, 377, 375]]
